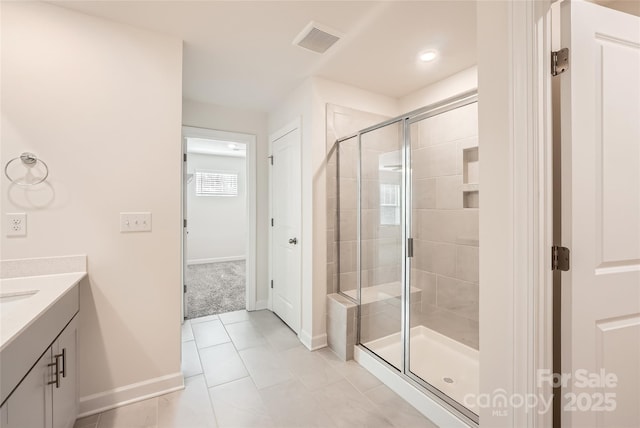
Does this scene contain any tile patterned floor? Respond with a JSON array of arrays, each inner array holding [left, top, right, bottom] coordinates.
[[74, 310, 438, 428]]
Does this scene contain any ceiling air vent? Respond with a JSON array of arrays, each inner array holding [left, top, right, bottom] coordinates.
[[293, 21, 342, 54]]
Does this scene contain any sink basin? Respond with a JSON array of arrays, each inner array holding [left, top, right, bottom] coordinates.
[[0, 290, 39, 309]]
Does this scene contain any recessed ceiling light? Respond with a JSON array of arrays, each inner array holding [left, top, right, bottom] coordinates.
[[228, 143, 237, 149], [419, 50, 438, 62]]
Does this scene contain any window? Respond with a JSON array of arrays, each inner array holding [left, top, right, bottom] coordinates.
[[195, 170, 238, 196], [380, 183, 400, 225]]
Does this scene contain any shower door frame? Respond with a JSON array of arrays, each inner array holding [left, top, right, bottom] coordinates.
[[337, 90, 479, 426], [403, 94, 479, 425], [355, 116, 406, 373]]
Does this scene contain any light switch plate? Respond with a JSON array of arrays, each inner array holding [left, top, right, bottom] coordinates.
[[120, 212, 152, 233], [6, 213, 27, 237]]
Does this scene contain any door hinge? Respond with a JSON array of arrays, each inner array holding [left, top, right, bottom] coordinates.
[[552, 246, 570, 271], [268, 155, 274, 165], [551, 48, 569, 76], [184, 284, 187, 293], [183, 219, 187, 228], [271, 218, 274, 227], [271, 280, 274, 289], [184, 153, 187, 162], [407, 238, 414, 258]]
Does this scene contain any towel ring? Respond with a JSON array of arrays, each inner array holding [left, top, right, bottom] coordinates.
[[4, 152, 49, 186]]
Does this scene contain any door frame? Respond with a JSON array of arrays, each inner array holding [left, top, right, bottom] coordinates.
[[181, 125, 258, 320], [477, 0, 554, 427], [267, 118, 302, 331]]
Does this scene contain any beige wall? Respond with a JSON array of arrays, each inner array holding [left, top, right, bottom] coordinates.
[[477, 1, 514, 426], [400, 66, 478, 112], [1, 1, 183, 414], [182, 99, 269, 305]]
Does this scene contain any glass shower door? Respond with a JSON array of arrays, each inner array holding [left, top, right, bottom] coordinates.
[[406, 101, 480, 415], [358, 120, 405, 370]]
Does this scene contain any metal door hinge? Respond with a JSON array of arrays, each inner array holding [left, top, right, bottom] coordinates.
[[271, 218, 274, 227], [183, 219, 187, 228], [268, 155, 274, 165], [184, 284, 187, 293], [552, 48, 569, 76], [552, 246, 570, 271], [184, 153, 187, 162], [271, 280, 274, 289], [407, 238, 414, 258]]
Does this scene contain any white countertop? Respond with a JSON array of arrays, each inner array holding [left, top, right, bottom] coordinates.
[[0, 272, 86, 351]]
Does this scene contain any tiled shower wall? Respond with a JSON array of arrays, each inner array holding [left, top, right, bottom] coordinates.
[[410, 102, 479, 349], [359, 123, 404, 292], [325, 104, 391, 296]]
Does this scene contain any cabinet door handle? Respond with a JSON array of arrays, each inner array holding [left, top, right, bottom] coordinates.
[[47, 357, 60, 388], [59, 348, 66, 378]]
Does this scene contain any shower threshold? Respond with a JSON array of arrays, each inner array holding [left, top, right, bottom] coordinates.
[[363, 326, 479, 414]]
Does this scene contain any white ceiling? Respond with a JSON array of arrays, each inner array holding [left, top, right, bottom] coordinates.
[[52, 1, 477, 112]]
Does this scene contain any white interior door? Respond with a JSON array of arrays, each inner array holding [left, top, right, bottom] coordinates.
[[270, 125, 301, 333], [558, 2, 640, 427]]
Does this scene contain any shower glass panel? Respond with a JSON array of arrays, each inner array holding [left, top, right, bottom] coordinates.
[[337, 135, 358, 296], [407, 101, 479, 414], [358, 120, 404, 371], [334, 92, 479, 423]]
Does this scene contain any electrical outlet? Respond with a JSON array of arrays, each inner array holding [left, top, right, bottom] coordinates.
[[6, 213, 27, 237], [120, 212, 152, 233]]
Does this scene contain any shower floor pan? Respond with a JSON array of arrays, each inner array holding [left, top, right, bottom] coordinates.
[[364, 325, 479, 413]]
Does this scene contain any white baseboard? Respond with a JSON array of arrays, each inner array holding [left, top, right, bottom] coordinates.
[[254, 299, 268, 310], [354, 347, 472, 427], [299, 330, 328, 351], [78, 372, 184, 417], [187, 256, 245, 265]]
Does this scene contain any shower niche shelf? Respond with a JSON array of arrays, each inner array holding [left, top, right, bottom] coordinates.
[[462, 188, 479, 209], [462, 146, 479, 209]]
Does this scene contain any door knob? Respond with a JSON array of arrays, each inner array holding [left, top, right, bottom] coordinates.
[[288, 238, 298, 245]]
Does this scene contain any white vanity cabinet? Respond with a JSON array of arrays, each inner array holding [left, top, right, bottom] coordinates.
[[0, 347, 51, 428], [52, 318, 78, 428], [0, 316, 78, 428], [0, 259, 85, 428]]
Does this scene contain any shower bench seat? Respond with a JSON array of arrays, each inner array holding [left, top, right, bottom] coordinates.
[[326, 283, 422, 360]]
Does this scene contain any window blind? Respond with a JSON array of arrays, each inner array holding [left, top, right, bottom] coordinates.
[[195, 170, 238, 196]]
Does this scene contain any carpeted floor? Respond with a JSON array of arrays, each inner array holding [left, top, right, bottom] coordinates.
[[185, 260, 245, 319]]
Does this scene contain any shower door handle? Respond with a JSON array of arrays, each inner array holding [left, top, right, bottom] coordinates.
[[288, 238, 298, 245]]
